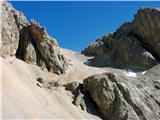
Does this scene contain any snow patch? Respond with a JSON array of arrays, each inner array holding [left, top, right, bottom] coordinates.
[[124, 69, 137, 77], [141, 71, 146, 75]]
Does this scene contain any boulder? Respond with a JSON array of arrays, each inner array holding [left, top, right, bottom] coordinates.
[[65, 82, 87, 111], [65, 81, 82, 95], [83, 71, 160, 120]]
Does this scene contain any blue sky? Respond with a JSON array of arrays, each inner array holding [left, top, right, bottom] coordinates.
[[10, 1, 160, 52]]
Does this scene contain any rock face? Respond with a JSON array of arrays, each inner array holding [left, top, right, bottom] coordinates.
[[1, 2, 27, 57], [1, 2, 68, 74], [1, 2, 160, 120], [132, 8, 160, 61], [82, 8, 160, 71], [65, 81, 82, 95], [16, 19, 68, 74], [83, 71, 160, 120], [65, 82, 87, 111]]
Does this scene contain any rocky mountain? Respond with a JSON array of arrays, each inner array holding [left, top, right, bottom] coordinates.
[[1, 1, 68, 74], [82, 8, 160, 71], [1, 1, 160, 120]]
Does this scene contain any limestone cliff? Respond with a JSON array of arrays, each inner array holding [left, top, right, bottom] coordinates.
[[1, 1, 68, 74]]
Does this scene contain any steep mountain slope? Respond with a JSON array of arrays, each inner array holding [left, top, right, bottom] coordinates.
[[1, 1, 160, 120]]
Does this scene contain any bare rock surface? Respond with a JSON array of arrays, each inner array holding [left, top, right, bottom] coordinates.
[[1, 2, 27, 57], [83, 71, 160, 120], [16, 19, 68, 74], [82, 8, 160, 71], [132, 8, 160, 60], [1, 1, 68, 74], [1, 1, 160, 120]]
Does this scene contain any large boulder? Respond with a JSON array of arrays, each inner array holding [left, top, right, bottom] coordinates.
[[82, 8, 160, 71], [83, 71, 160, 120]]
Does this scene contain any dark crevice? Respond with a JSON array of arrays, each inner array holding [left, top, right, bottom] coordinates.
[[83, 91, 104, 119], [28, 26, 62, 74], [15, 25, 63, 74], [16, 27, 28, 60], [65, 83, 104, 119], [155, 99, 160, 108], [27, 26, 44, 66], [15, 25, 45, 68]]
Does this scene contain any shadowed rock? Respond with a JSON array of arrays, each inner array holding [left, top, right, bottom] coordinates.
[[16, 19, 68, 74], [132, 8, 160, 61], [83, 71, 160, 120], [82, 8, 160, 71]]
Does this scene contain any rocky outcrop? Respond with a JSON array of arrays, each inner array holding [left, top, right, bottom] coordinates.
[[64, 82, 102, 115], [16, 19, 68, 74], [1, 2, 160, 120], [1, 2, 27, 57], [36, 77, 63, 89], [65, 82, 87, 111], [81, 35, 109, 56], [65, 81, 82, 95], [132, 8, 160, 61], [83, 71, 160, 120], [1, 2, 68, 74], [82, 8, 160, 71]]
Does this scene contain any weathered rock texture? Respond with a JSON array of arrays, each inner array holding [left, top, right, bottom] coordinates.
[[82, 8, 160, 71], [83, 70, 160, 120], [64, 82, 102, 116], [16, 19, 68, 74], [1, 2, 27, 57], [65, 82, 87, 111], [1, 2, 68, 74], [132, 8, 160, 61]]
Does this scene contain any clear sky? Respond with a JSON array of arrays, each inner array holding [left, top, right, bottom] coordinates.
[[10, 1, 160, 52]]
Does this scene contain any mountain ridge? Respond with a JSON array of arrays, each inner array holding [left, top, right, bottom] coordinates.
[[1, 1, 160, 120]]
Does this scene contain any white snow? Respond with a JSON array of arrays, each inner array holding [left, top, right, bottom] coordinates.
[[124, 69, 137, 77], [141, 71, 146, 75]]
